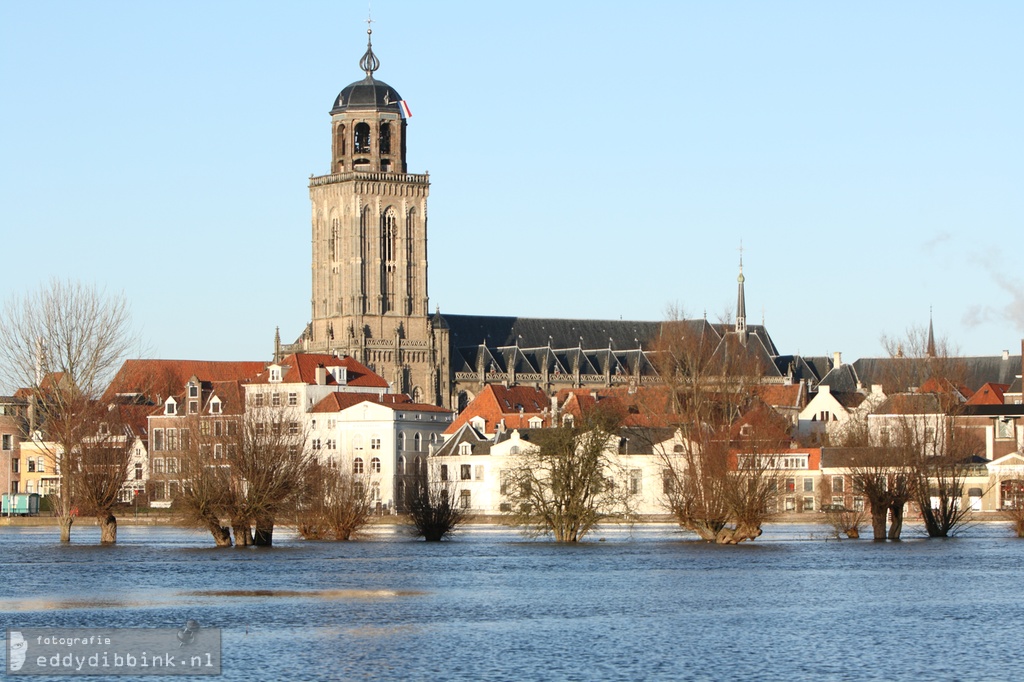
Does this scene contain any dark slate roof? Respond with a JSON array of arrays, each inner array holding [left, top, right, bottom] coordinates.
[[441, 314, 666, 351], [774, 355, 828, 384], [849, 355, 1022, 394], [818, 364, 862, 393], [331, 76, 403, 113]]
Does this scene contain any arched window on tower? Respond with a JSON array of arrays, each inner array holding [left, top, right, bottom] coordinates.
[[354, 122, 371, 153], [360, 206, 371, 312], [379, 122, 391, 155], [335, 123, 346, 169], [380, 207, 397, 313], [406, 208, 417, 314]]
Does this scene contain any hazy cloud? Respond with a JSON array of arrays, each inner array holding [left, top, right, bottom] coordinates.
[[922, 231, 951, 253], [964, 271, 1024, 333]]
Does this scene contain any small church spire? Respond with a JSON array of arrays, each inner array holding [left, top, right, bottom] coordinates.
[[359, 16, 380, 77], [735, 244, 747, 335], [927, 307, 936, 358]]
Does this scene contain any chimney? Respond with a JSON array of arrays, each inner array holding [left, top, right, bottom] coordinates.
[[550, 395, 559, 423], [315, 365, 327, 386], [833, 351, 842, 368], [1003, 349, 1010, 361]]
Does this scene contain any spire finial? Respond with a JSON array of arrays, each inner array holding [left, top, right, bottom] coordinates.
[[359, 13, 380, 77]]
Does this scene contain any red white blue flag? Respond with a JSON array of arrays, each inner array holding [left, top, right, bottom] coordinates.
[[399, 100, 412, 118]]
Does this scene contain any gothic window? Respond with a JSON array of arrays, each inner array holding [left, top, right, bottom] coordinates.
[[354, 122, 371, 153], [336, 123, 346, 166], [406, 208, 417, 312], [379, 122, 391, 154], [329, 218, 338, 260], [381, 207, 397, 313]]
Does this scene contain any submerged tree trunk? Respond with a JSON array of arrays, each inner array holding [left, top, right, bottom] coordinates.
[[98, 513, 117, 544], [715, 523, 763, 545], [253, 518, 274, 546], [59, 516, 74, 544], [887, 503, 904, 540], [870, 507, 888, 541], [207, 522, 232, 547], [232, 520, 253, 547]]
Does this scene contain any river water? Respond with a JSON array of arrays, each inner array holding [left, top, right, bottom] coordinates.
[[2, 522, 1023, 681]]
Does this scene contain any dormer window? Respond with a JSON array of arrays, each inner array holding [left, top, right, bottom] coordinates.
[[269, 366, 282, 383], [458, 442, 472, 456], [528, 417, 543, 428], [210, 398, 222, 415], [470, 416, 486, 432], [188, 384, 199, 399], [329, 367, 348, 385], [164, 398, 177, 416]]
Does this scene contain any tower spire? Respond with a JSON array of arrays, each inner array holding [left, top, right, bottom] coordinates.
[[735, 244, 746, 335], [359, 16, 380, 77], [927, 307, 936, 358]]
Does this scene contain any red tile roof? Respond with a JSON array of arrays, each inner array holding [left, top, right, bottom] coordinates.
[[104, 359, 266, 402], [250, 353, 388, 389], [965, 382, 1009, 406], [310, 392, 450, 414], [446, 385, 551, 434]]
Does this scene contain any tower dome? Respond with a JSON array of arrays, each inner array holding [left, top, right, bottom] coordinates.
[[325, 26, 408, 175]]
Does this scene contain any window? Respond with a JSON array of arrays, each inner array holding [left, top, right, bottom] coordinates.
[[211, 399, 221, 414], [180, 429, 190, 450], [189, 401, 198, 414], [371, 482, 381, 501], [662, 469, 675, 495], [253, 394, 264, 407], [166, 458, 178, 474], [500, 470, 510, 495], [440, 464, 449, 482], [831, 496, 844, 507], [1, 434, 11, 450], [166, 429, 177, 451], [853, 497, 865, 511], [200, 421, 210, 436], [803, 496, 814, 512], [414, 433, 421, 451], [227, 422, 237, 437], [370, 437, 381, 450], [630, 469, 642, 495], [326, 439, 336, 450], [135, 463, 143, 480], [371, 457, 381, 473], [785, 497, 795, 511], [458, 443, 471, 456], [269, 368, 281, 382], [786, 477, 795, 493], [997, 418, 1015, 440], [353, 458, 364, 475], [98, 422, 109, 436], [782, 456, 808, 469], [832, 476, 845, 494], [214, 444, 223, 460], [289, 422, 299, 435], [415, 456, 422, 475], [165, 400, 176, 415], [153, 458, 165, 474], [189, 384, 199, 398], [36, 457, 44, 473], [152, 429, 164, 451], [288, 393, 297, 406], [354, 122, 371, 153], [398, 456, 406, 475], [312, 439, 321, 450], [27, 459, 35, 472], [399, 432, 407, 451], [510, 446, 520, 455], [272, 393, 281, 407], [474, 465, 484, 481], [803, 477, 814, 493], [353, 436, 364, 451], [214, 421, 223, 437], [461, 464, 472, 481], [459, 489, 472, 509]]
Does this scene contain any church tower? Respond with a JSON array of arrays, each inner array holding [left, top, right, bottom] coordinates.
[[305, 26, 439, 402]]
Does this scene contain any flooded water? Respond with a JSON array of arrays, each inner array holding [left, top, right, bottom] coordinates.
[[2, 522, 1023, 681]]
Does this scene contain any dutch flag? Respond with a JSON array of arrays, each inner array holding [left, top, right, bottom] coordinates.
[[398, 100, 412, 119]]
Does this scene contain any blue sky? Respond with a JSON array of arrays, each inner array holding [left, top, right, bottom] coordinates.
[[2, 2, 1022, 366]]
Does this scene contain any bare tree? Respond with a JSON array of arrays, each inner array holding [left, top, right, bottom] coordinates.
[[0, 279, 139, 543], [174, 412, 235, 547], [408, 462, 466, 542], [650, 309, 783, 544], [502, 403, 634, 542], [294, 460, 374, 541], [75, 407, 138, 543], [228, 405, 316, 546]]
